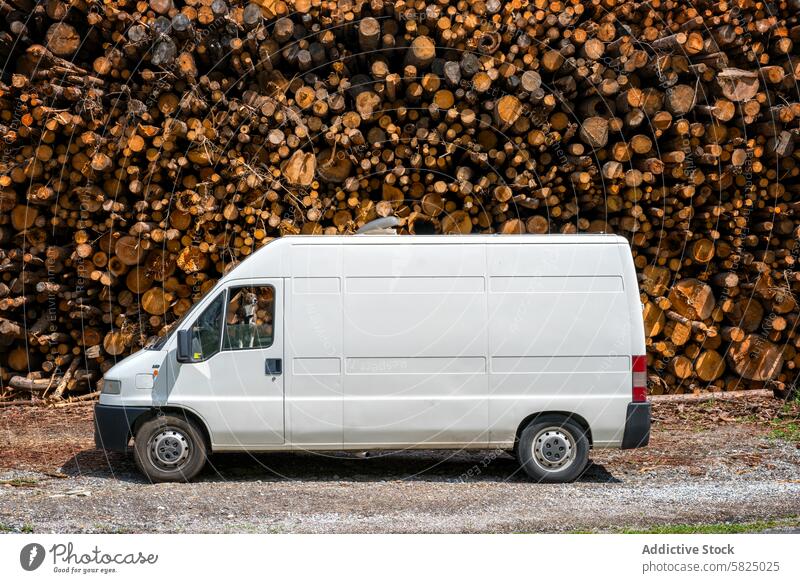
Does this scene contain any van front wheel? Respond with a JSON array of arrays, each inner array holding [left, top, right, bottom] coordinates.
[[133, 415, 207, 483], [517, 415, 589, 483]]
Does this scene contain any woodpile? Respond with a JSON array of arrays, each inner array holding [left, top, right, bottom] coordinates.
[[1, 0, 800, 401]]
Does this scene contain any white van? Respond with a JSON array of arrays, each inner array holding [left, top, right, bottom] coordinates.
[[95, 229, 649, 483]]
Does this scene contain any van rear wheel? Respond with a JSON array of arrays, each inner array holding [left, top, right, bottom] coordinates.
[[517, 415, 589, 483], [133, 414, 207, 483]]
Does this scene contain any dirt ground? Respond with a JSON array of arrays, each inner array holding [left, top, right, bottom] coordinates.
[[0, 395, 798, 533]]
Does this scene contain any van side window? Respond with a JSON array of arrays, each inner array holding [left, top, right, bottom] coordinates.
[[223, 285, 275, 350], [189, 292, 224, 360]]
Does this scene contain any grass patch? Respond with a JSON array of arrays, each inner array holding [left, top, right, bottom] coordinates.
[[617, 517, 800, 534], [769, 422, 800, 442], [0, 478, 39, 487], [769, 399, 800, 442], [781, 401, 799, 414], [0, 523, 34, 533], [91, 523, 135, 534]]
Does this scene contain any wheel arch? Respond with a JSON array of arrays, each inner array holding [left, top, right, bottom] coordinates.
[[514, 411, 593, 450], [133, 406, 213, 451]]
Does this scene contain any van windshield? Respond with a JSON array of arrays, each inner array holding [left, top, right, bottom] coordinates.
[[144, 287, 213, 350], [142, 241, 275, 351], [144, 311, 188, 350]]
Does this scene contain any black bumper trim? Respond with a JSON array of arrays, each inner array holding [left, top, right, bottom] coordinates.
[[621, 402, 651, 449], [94, 404, 151, 451]]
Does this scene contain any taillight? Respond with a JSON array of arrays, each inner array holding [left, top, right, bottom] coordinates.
[[632, 355, 647, 402]]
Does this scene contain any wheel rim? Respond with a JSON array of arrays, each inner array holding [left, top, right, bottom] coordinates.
[[148, 428, 191, 470], [532, 426, 576, 472]]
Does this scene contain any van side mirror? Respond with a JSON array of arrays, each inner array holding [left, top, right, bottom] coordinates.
[[176, 330, 193, 363]]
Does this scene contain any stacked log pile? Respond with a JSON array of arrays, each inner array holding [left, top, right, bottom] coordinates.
[[1, 0, 799, 401]]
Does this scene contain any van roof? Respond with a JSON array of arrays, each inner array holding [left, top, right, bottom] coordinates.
[[268, 233, 628, 245], [224, 232, 630, 284]]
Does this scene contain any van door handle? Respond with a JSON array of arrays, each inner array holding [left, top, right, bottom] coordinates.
[[265, 358, 282, 375]]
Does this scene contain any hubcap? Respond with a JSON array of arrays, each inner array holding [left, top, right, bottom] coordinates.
[[149, 429, 190, 469], [532, 427, 575, 472]]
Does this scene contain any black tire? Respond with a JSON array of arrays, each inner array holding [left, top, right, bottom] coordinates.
[[517, 415, 589, 483], [133, 414, 207, 483]]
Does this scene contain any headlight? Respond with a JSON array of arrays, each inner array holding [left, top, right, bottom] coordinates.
[[102, 379, 121, 394]]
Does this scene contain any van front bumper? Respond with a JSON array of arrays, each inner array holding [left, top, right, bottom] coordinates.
[[94, 404, 151, 451], [621, 402, 651, 449]]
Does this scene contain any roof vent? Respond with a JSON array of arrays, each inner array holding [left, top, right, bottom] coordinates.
[[356, 216, 400, 235]]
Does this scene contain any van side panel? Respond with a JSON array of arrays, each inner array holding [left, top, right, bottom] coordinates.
[[340, 244, 490, 445], [286, 244, 344, 446], [282, 236, 638, 449], [486, 243, 631, 447]]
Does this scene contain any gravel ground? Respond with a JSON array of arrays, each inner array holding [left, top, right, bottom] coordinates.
[[0, 397, 799, 533]]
